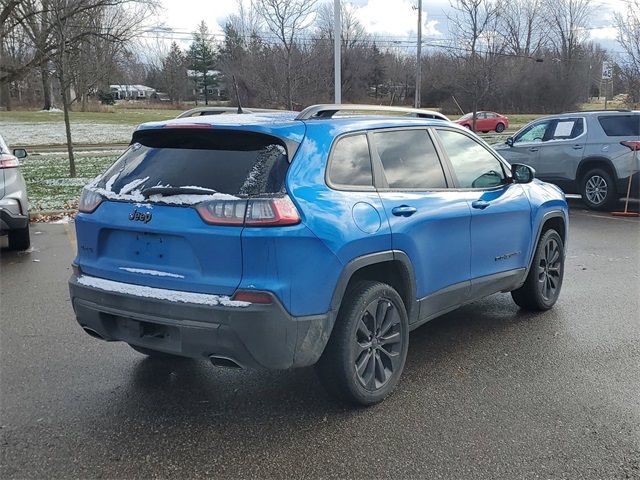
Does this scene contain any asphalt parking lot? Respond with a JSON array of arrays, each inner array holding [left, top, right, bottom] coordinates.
[[1, 201, 639, 479]]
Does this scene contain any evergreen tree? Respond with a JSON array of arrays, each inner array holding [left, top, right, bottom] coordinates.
[[162, 42, 186, 104], [370, 42, 385, 99], [188, 21, 216, 105]]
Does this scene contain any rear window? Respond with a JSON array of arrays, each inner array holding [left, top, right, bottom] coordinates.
[[598, 115, 640, 136], [96, 129, 290, 196]]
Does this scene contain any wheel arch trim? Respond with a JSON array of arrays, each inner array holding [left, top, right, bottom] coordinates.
[[330, 250, 418, 323], [523, 210, 567, 281], [577, 156, 619, 183]]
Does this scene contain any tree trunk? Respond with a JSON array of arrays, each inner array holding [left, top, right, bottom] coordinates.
[[58, 66, 76, 177], [203, 70, 208, 105], [285, 52, 293, 110], [41, 65, 53, 110], [0, 81, 11, 111]]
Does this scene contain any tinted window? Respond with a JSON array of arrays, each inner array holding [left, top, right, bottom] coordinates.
[[328, 134, 373, 188], [598, 115, 640, 136], [550, 118, 584, 140], [514, 120, 553, 144], [374, 130, 447, 189], [437, 129, 505, 189], [96, 130, 289, 196]]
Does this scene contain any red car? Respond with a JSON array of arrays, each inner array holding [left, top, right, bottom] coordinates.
[[455, 111, 509, 133]]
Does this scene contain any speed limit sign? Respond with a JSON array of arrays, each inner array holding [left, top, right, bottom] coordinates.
[[602, 61, 613, 80]]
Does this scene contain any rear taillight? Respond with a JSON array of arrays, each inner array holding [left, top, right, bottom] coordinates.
[[78, 188, 103, 213], [0, 154, 19, 169], [196, 199, 247, 225], [245, 197, 300, 226], [196, 196, 300, 227], [621, 141, 640, 151]]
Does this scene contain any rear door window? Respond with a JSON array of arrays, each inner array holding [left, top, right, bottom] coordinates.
[[95, 129, 290, 196], [598, 115, 640, 136], [327, 134, 373, 188], [550, 118, 584, 140], [373, 129, 447, 189]]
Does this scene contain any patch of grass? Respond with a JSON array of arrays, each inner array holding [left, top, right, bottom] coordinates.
[[21, 150, 122, 211]]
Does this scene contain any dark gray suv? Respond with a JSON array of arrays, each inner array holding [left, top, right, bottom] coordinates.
[[495, 111, 639, 210]]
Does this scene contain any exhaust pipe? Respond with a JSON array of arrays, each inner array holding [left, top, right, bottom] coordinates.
[[82, 326, 105, 340], [209, 355, 243, 369]]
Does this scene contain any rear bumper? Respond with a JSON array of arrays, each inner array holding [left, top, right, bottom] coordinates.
[[69, 275, 331, 370], [0, 207, 28, 231]]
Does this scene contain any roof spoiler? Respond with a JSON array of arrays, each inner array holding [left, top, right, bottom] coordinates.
[[295, 104, 450, 121]]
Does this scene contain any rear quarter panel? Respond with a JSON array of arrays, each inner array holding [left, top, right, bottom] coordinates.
[[281, 122, 394, 316]]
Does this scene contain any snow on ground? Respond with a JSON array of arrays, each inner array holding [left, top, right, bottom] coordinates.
[[21, 151, 121, 211], [0, 121, 133, 145], [77, 275, 250, 307]]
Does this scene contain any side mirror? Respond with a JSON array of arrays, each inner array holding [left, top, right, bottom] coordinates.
[[505, 137, 514, 147], [13, 148, 27, 159], [512, 163, 535, 184]]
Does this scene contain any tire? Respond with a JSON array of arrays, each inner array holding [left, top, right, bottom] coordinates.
[[8, 225, 30, 251], [316, 281, 409, 406], [581, 168, 616, 211], [129, 344, 187, 359], [511, 229, 564, 311], [495, 123, 505, 133]]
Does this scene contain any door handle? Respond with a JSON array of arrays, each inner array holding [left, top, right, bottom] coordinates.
[[471, 200, 490, 210], [572, 145, 583, 149], [391, 205, 417, 217], [528, 147, 539, 152]]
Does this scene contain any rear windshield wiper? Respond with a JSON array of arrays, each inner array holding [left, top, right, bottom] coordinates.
[[140, 186, 219, 198]]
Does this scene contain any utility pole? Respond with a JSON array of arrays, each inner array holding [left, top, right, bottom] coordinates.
[[334, 0, 341, 104], [414, 0, 422, 108]]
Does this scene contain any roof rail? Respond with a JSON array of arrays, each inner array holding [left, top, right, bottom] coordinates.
[[563, 109, 633, 114], [295, 104, 450, 121]]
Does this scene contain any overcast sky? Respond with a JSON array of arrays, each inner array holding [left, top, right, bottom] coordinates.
[[154, 0, 627, 51]]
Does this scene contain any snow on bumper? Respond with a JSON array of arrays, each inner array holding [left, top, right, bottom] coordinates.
[[76, 274, 249, 307]]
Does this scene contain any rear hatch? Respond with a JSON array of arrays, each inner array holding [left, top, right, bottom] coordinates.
[[75, 128, 294, 295]]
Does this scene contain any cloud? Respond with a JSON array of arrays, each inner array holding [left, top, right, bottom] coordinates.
[[352, 0, 442, 37]]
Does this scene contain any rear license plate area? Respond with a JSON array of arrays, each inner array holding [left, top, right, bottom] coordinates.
[[100, 312, 181, 351], [132, 232, 167, 263]]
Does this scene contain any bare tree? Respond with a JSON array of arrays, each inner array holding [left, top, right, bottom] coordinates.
[[500, 0, 546, 56], [615, 0, 640, 105], [12, 0, 157, 175], [543, 0, 592, 63], [253, 0, 319, 109], [447, 0, 504, 129], [317, 2, 370, 101]]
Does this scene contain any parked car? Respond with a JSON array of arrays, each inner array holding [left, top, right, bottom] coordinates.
[[494, 111, 640, 210], [69, 104, 568, 405], [456, 111, 509, 133], [0, 134, 30, 250]]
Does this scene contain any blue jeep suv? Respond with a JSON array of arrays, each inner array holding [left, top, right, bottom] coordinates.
[[69, 104, 568, 405]]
